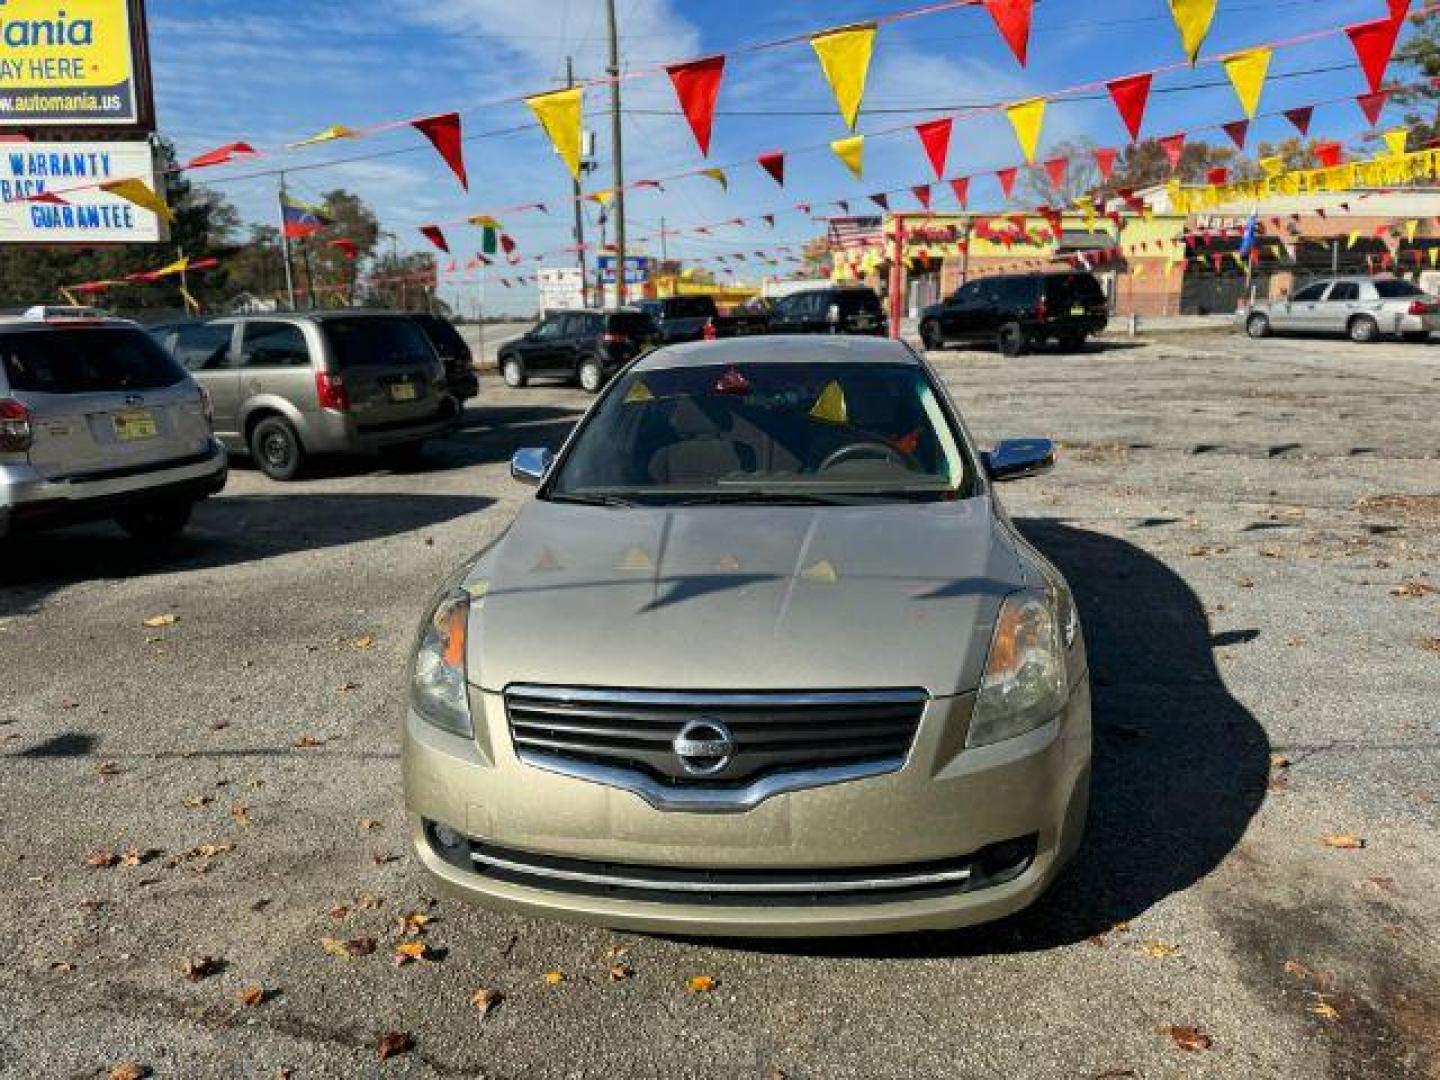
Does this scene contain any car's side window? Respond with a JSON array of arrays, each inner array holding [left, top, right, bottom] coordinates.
[[173, 323, 234, 372], [1292, 283, 1329, 303], [533, 317, 563, 341], [1328, 282, 1359, 302], [951, 282, 979, 305], [239, 322, 310, 368]]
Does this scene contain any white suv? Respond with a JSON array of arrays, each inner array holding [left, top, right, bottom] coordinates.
[[0, 314, 227, 540]]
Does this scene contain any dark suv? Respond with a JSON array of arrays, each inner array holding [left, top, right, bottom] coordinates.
[[920, 272, 1109, 356], [409, 312, 478, 402], [499, 309, 657, 393], [766, 286, 887, 336]]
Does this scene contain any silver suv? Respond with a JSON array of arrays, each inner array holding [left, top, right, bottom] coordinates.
[[0, 315, 227, 540], [152, 312, 457, 481]]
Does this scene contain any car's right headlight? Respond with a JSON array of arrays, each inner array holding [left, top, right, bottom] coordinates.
[[410, 587, 475, 738], [966, 592, 1068, 748]]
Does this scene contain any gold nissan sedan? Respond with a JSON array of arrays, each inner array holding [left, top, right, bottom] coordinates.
[[403, 335, 1090, 937]]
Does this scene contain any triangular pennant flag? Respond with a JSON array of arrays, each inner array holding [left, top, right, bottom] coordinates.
[[1106, 72, 1152, 142], [1159, 132, 1187, 171], [911, 184, 932, 210], [1347, 17, 1402, 95], [412, 112, 468, 191], [1259, 155, 1285, 177], [700, 166, 728, 190], [869, 193, 890, 211], [1430, 246, 1438, 268], [1390, 0, 1413, 22], [835, 199, 851, 214], [757, 151, 785, 186], [949, 177, 970, 208], [1383, 127, 1409, 156], [186, 142, 257, 169], [1093, 146, 1118, 180], [525, 87, 584, 180], [996, 166, 1018, 199], [1406, 218, 1420, 243], [1222, 119, 1250, 149], [666, 54, 725, 157], [153, 256, 189, 278], [762, 213, 776, 228], [1168, 0, 1218, 63], [1005, 97, 1046, 163], [831, 135, 864, 179], [1357, 89, 1390, 126], [983, 0, 1033, 66], [288, 124, 358, 149], [419, 225, 449, 253], [100, 178, 174, 223], [1042, 157, 1068, 190], [1347, 229, 1361, 249], [811, 23, 877, 130], [1284, 106, 1314, 137], [915, 118, 953, 180], [1206, 167, 1229, 185], [1223, 48, 1272, 119]]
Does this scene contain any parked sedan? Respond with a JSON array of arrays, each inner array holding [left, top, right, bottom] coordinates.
[[1239, 276, 1440, 343], [403, 335, 1090, 937]]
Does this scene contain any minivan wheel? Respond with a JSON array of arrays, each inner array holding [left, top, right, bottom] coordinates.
[[998, 322, 1028, 357], [250, 416, 305, 481], [919, 320, 943, 351], [1348, 315, 1379, 344], [115, 499, 193, 540], [578, 358, 604, 394], [1245, 313, 1271, 339], [502, 357, 527, 388]]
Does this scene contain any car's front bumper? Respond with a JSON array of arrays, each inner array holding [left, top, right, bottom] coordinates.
[[403, 679, 1091, 936]]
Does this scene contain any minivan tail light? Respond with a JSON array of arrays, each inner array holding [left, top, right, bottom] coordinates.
[[0, 398, 33, 453], [314, 371, 349, 412]]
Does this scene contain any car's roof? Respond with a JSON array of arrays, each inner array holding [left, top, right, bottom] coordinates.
[[0, 316, 140, 332], [635, 334, 918, 371]]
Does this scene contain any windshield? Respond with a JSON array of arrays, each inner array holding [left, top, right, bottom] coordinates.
[[547, 360, 972, 505]]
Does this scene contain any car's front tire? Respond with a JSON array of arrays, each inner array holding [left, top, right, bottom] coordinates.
[[1348, 315, 1379, 344], [919, 320, 943, 351], [115, 499, 193, 540], [501, 355, 528, 388], [250, 416, 305, 482], [577, 357, 605, 394], [998, 322, 1028, 357], [1245, 313, 1271, 339]]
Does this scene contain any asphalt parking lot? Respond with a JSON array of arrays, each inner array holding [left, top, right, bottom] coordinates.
[[2, 330, 1437, 1079]]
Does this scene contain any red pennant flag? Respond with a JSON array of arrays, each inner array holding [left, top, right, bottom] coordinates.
[[949, 177, 970, 207], [996, 167, 1018, 198], [1222, 119, 1250, 149], [1283, 106, 1314, 136], [419, 225, 449, 253], [914, 118, 953, 180], [412, 113, 467, 191], [1390, 0, 1412, 21], [27, 191, 69, 205], [1357, 89, 1390, 125], [186, 142, 257, 169], [329, 238, 358, 259], [795, 202, 812, 215], [1347, 17, 1401, 95], [1206, 167, 1229, 185], [757, 151, 785, 186], [912, 184, 932, 210], [1093, 146, 1118, 180], [1106, 72, 1153, 142], [666, 55, 725, 156], [1314, 140, 1344, 168], [869, 193, 890, 211], [189, 257, 220, 271], [983, 0, 1033, 66], [1159, 132, 1187, 171], [1043, 157, 1068, 189]]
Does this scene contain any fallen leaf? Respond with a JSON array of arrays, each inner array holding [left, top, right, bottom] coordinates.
[[1167, 1024, 1213, 1052], [85, 849, 117, 869], [109, 1063, 147, 1080], [49, 960, 74, 973], [236, 984, 266, 1007], [1390, 579, 1437, 598], [1237, 576, 1255, 588], [293, 734, 325, 748], [1364, 875, 1399, 895], [356, 892, 383, 910], [321, 936, 376, 959], [543, 970, 566, 986], [1139, 940, 1178, 959], [142, 614, 178, 628], [326, 904, 350, 920], [1283, 959, 1313, 980], [336, 682, 359, 693], [393, 940, 430, 966], [1322, 834, 1366, 850], [1270, 754, 1291, 770], [230, 802, 251, 827], [359, 818, 382, 831], [397, 911, 431, 936], [353, 636, 375, 649], [95, 761, 123, 777], [178, 956, 223, 981], [686, 974, 717, 994], [1420, 637, 1440, 657], [1309, 1001, 1341, 1022], [609, 963, 635, 981], [371, 850, 399, 866], [376, 1031, 413, 1060], [182, 794, 212, 808], [189, 842, 231, 860], [120, 846, 143, 867], [471, 986, 503, 1016]]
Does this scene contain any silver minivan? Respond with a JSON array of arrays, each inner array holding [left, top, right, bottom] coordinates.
[[153, 312, 457, 481], [0, 315, 227, 540]]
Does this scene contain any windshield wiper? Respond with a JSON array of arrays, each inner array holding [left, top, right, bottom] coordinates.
[[668, 491, 859, 506], [547, 492, 638, 508]]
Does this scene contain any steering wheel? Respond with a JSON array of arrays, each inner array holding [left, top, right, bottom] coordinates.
[[817, 440, 911, 473]]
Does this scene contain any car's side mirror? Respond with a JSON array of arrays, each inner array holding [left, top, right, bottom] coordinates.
[[510, 447, 554, 486], [983, 438, 1055, 482]]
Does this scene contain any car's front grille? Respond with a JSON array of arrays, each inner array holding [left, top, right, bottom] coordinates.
[[505, 686, 927, 792]]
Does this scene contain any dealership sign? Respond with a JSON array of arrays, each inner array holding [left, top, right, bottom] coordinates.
[[597, 255, 650, 285], [0, 0, 150, 126], [0, 141, 165, 241]]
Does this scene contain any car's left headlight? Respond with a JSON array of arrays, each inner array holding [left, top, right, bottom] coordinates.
[[411, 587, 475, 738], [966, 591, 1068, 748]]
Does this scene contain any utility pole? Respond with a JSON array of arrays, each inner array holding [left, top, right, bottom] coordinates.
[[605, 0, 627, 305], [660, 216, 668, 263], [566, 56, 590, 308], [277, 172, 297, 311]]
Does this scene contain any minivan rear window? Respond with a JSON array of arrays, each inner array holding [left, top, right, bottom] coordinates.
[[411, 313, 469, 358], [0, 327, 188, 394], [322, 318, 435, 370]]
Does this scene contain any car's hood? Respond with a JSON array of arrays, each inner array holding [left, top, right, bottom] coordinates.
[[468, 498, 1022, 697]]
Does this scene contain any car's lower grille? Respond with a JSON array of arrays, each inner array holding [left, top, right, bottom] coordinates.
[[426, 826, 1037, 908], [505, 686, 927, 789]]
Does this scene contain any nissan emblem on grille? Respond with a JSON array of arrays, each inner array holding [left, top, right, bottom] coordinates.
[[671, 719, 736, 776]]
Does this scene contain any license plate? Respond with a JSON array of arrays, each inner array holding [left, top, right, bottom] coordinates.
[[1070, 305, 1086, 316], [112, 409, 157, 441], [389, 382, 418, 402]]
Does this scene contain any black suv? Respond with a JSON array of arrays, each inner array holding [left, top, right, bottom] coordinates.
[[920, 272, 1109, 356], [409, 312, 478, 402], [498, 309, 658, 393], [766, 286, 888, 336]]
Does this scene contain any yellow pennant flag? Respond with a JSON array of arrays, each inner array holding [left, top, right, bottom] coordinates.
[[525, 87, 584, 180], [831, 135, 864, 179], [468, 214, 501, 229], [1383, 128, 1409, 157], [153, 256, 189, 278], [1168, 0, 1218, 63], [1406, 219, 1419, 243], [1005, 97, 1046, 164], [1223, 48, 1271, 119], [100, 178, 174, 223], [1259, 155, 1285, 178], [288, 124, 358, 149], [588, 190, 615, 206], [700, 167, 728, 190], [1347, 230, 1361, 250], [1430, 246, 1439, 268], [811, 23, 877, 130]]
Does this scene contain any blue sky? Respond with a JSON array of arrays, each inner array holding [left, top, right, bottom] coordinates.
[[149, 0, 1412, 313]]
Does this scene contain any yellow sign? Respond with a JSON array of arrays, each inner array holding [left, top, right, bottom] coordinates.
[[0, 1, 143, 126]]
